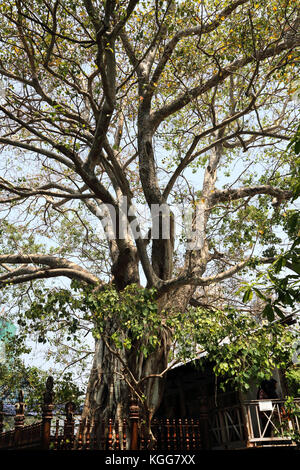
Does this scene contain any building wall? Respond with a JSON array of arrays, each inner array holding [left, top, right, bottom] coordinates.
[[240, 369, 285, 402], [0, 319, 16, 364], [156, 360, 239, 418]]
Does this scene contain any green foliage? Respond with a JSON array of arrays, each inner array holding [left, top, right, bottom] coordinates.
[[287, 124, 300, 201], [169, 307, 296, 391], [241, 245, 300, 322], [87, 284, 162, 357], [20, 282, 297, 393], [0, 355, 84, 411], [285, 364, 300, 397], [241, 128, 300, 321], [23, 282, 162, 359], [280, 396, 300, 444]]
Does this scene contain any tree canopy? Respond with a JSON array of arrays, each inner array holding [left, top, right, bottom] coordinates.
[[0, 0, 299, 431]]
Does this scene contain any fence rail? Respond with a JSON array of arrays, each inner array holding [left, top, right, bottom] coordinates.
[[1, 377, 299, 450], [0, 377, 203, 451], [243, 398, 300, 446], [209, 399, 300, 449], [140, 418, 202, 451], [209, 404, 247, 449]]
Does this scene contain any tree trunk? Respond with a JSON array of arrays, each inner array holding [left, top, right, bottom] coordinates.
[[81, 212, 203, 449], [81, 337, 130, 449], [80, 273, 199, 449], [81, 331, 172, 449]]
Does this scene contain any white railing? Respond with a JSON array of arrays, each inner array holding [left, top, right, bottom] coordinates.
[[210, 404, 246, 449], [243, 398, 300, 446], [210, 398, 300, 449]]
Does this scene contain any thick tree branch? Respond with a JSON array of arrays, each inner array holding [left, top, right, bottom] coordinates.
[[0, 104, 80, 163], [0, 180, 96, 201], [0, 268, 98, 286], [0, 254, 100, 286], [211, 185, 293, 205], [0, 137, 76, 170], [156, 257, 251, 294], [111, 0, 141, 39]]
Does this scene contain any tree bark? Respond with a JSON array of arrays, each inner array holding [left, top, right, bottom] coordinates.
[[81, 326, 173, 449], [80, 253, 200, 449], [81, 337, 130, 449]]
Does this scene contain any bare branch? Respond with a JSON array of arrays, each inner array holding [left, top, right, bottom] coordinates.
[[211, 185, 293, 205], [157, 257, 251, 294], [0, 254, 100, 286], [150, 36, 300, 130], [148, 0, 251, 92]]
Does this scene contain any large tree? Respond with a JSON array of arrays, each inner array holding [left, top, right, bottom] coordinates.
[[0, 0, 299, 447]]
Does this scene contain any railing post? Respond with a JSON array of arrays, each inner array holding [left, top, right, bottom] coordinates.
[[64, 401, 75, 449], [198, 396, 211, 450], [0, 401, 3, 434], [14, 390, 25, 447], [241, 404, 253, 447], [129, 397, 139, 450], [41, 376, 54, 450], [218, 409, 228, 447], [107, 418, 113, 451]]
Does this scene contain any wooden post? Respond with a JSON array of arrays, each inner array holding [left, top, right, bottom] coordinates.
[[0, 401, 3, 434], [129, 397, 139, 450], [172, 418, 177, 450], [166, 418, 171, 451], [122, 418, 127, 450], [14, 390, 25, 447], [54, 419, 59, 450], [41, 376, 54, 450], [218, 410, 228, 448], [198, 396, 211, 450], [241, 404, 253, 448], [108, 418, 113, 450], [115, 419, 120, 450], [85, 419, 91, 450], [190, 418, 196, 450], [64, 401, 75, 449], [77, 419, 84, 450], [178, 418, 183, 451], [184, 419, 190, 451]]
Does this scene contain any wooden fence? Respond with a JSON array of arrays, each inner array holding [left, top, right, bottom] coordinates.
[[0, 376, 203, 451], [243, 399, 300, 447], [209, 399, 300, 449], [209, 403, 247, 449], [0, 377, 56, 450], [141, 418, 202, 451], [2, 376, 297, 451]]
